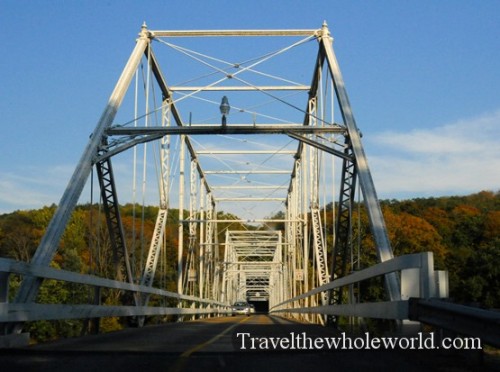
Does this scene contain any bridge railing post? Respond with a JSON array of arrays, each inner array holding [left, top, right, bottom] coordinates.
[[419, 251, 436, 299], [434, 270, 449, 298], [401, 252, 448, 301], [400, 252, 435, 333], [0, 271, 30, 347], [0, 272, 8, 305], [92, 286, 102, 334], [0, 272, 9, 334], [400, 268, 420, 299]]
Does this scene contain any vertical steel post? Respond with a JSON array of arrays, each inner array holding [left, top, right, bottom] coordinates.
[[139, 98, 171, 311], [199, 183, 205, 299], [178, 135, 185, 295], [301, 148, 310, 318], [185, 158, 198, 297]]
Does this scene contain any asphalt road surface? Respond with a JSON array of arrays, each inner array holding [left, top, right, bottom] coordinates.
[[0, 314, 496, 371]]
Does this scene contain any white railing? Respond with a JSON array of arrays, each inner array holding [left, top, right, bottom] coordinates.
[[270, 252, 448, 320], [0, 258, 231, 323]]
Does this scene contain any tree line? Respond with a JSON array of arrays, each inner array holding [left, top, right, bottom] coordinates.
[[0, 190, 498, 342]]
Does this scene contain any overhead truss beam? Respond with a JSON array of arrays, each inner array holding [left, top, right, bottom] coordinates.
[[151, 29, 320, 37], [107, 125, 344, 136], [170, 85, 310, 91]]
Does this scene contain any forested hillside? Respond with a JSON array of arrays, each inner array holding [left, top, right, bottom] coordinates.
[[382, 191, 499, 308], [306, 190, 498, 309], [0, 191, 498, 342]]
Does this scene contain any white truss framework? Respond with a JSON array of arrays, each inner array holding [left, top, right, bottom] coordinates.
[[222, 231, 283, 307], [1, 22, 406, 340]]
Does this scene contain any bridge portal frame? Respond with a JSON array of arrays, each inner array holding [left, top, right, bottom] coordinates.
[[2, 22, 402, 339]]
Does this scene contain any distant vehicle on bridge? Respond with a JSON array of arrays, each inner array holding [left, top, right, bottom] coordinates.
[[232, 302, 251, 316]]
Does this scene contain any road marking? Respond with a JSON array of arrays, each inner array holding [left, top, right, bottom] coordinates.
[[169, 316, 251, 372]]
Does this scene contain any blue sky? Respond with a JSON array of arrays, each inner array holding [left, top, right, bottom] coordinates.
[[1, 0, 499, 214]]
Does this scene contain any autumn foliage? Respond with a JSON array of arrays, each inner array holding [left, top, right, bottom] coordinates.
[[0, 191, 499, 342]]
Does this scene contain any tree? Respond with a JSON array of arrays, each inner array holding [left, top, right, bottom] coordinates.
[[0, 211, 40, 261], [383, 209, 447, 268]]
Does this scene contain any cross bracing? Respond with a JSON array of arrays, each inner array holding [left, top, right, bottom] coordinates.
[[1, 22, 414, 339], [221, 230, 283, 305]]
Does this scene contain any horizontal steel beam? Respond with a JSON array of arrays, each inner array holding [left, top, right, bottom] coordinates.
[[100, 126, 345, 163], [225, 262, 281, 266], [151, 29, 319, 37], [170, 85, 310, 91], [205, 170, 289, 174], [229, 240, 280, 244], [107, 125, 345, 136], [211, 185, 288, 189], [225, 271, 275, 275], [228, 231, 280, 234], [180, 219, 303, 223], [216, 197, 286, 202], [234, 272, 275, 275], [197, 150, 296, 154]]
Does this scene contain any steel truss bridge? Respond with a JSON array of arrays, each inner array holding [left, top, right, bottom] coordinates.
[[1, 22, 499, 349]]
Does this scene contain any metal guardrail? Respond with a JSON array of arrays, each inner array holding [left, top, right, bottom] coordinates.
[[271, 252, 500, 347], [0, 258, 231, 324], [409, 298, 500, 348], [2, 254, 498, 349], [270, 252, 447, 320]]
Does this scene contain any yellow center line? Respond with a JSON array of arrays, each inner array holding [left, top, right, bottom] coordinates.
[[169, 316, 251, 372]]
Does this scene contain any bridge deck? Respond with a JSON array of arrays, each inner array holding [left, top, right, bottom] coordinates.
[[0, 315, 495, 371]]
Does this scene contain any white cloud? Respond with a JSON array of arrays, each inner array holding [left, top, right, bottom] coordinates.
[[367, 110, 500, 198], [0, 166, 74, 213], [2, 110, 499, 215]]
